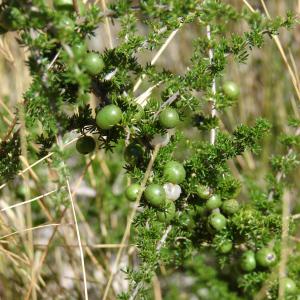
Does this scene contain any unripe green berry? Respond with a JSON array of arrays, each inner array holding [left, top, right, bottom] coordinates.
[[144, 184, 166, 208], [223, 81, 240, 99], [125, 184, 141, 202], [157, 200, 176, 223], [241, 251, 256, 272], [96, 104, 122, 130], [83, 53, 105, 75], [209, 212, 227, 231], [196, 185, 210, 200], [73, 42, 87, 57], [219, 240, 233, 254], [76, 136, 96, 154], [159, 108, 180, 129], [221, 199, 240, 215], [163, 161, 186, 184], [206, 194, 222, 210], [256, 248, 277, 267], [124, 143, 144, 165], [283, 278, 297, 295]]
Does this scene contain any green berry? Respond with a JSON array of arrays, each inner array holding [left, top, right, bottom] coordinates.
[[53, 0, 74, 10], [163, 161, 186, 184], [206, 194, 222, 210], [144, 184, 166, 208], [221, 199, 240, 215], [223, 81, 240, 99], [256, 248, 277, 267], [57, 17, 75, 37], [76, 136, 96, 154], [96, 104, 122, 130], [159, 108, 180, 129], [73, 42, 87, 57], [83, 53, 105, 75], [125, 184, 141, 202], [283, 278, 297, 295], [157, 200, 176, 223], [196, 185, 210, 200], [209, 213, 227, 231], [124, 143, 144, 165], [219, 240, 233, 254], [241, 251, 256, 272]]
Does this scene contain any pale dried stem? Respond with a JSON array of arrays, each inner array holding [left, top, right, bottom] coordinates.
[[66, 180, 89, 300], [133, 28, 181, 93]]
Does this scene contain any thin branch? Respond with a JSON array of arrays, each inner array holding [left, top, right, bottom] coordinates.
[[102, 145, 161, 300], [207, 24, 217, 145]]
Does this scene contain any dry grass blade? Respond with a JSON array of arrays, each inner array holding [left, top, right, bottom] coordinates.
[[0, 189, 58, 212], [66, 180, 88, 300], [133, 28, 181, 92], [0, 223, 65, 240]]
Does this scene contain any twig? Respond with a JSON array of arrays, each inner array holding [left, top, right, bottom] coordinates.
[[207, 24, 217, 145], [129, 225, 172, 300], [102, 145, 161, 300]]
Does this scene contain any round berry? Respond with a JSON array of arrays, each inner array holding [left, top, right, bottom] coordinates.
[[159, 108, 180, 129], [157, 200, 176, 223], [124, 143, 144, 165], [206, 194, 222, 210], [221, 199, 240, 215], [256, 248, 277, 268], [53, 0, 73, 10], [196, 185, 210, 200], [144, 184, 166, 208], [163, 161, 186, 184], [219, 240, 233, 254], [241, 251, 256, 272], [125, 184, 141, 202], [73, 42, 87, 57], [76, 136, 96, 154], [223, 81, 240, 99], [83, 53, 105, 75], [283, 278, 297, 295], [209, 213, 227, 231], [96, 104, 122, 130], [57, 17, 75, 37]]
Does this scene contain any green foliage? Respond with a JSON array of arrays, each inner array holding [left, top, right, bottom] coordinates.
[[0, 0, 299, 299]]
